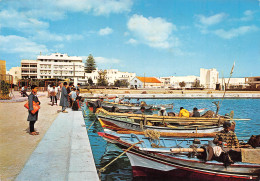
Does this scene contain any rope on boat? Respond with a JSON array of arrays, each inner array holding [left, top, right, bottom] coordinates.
[[87, 119, 96, 131], [144, 130, 160, 140], [144, 130, 164, 148], [98, 140, 143, 179]]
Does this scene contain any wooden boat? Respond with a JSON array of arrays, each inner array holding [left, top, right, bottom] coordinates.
[[86, 99, 173, 113], [98, 130, 260, 181], [95, 108, 232, 134]]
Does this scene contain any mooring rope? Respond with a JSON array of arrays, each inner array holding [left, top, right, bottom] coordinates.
[[98, 140, 143, 179], [87, 119, 96, 131]]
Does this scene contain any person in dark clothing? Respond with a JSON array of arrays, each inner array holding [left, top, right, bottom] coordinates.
[[134, 106, 146, 114], [27, 85, 40, 135], [67, 82, 73, 107], [192, 107, 200, 117], [60, 82, 69, 113]]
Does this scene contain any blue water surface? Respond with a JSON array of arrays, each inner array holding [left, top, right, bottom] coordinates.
[[84, 99, 260, 181]]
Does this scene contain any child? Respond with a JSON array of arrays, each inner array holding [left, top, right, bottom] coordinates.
[[27, 85, 40, 135]]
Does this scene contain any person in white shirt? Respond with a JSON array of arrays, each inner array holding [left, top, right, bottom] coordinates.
[[56, 83, 62, 100], [50, 85, 58, 106], [158, 107, 168, 116], [114, 96, 120, 103], [69, 88, 77, 101]]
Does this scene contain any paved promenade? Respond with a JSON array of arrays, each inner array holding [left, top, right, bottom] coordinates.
[[15, 109, 99, 181]]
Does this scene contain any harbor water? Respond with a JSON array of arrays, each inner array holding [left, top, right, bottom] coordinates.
[[84, 99, 260, 181]]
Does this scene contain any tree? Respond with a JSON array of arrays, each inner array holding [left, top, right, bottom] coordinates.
[[192, 78, 200, 88], [114, 79, 129, 87], [88, 77, 94, 86], [0, 80, 10, 99], [85, 54, 96, 73], [97, 70, 108, 86], [179, 81, 186, 88]]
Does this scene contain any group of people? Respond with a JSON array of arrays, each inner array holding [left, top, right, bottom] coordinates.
[[59, 82, 81, 113], [48, 83, 61, 106], [26, 82, 82, 136], [136, 106, 200, 118]]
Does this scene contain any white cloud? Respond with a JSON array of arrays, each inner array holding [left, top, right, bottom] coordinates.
[[0, 35, 48, 55], [127, 38, 138, 44], [32, 31, 84, 42], [195, 13, 227, 26], [127, 14, 178, 49], [0, 9, 49, 32], [214, 25, 258, 39], [99, 27, 113, 36], [2, 0, 133, 21], [95, 57, 120, 64], [55, 0, 133, 16], [241, 10, 254, 21]]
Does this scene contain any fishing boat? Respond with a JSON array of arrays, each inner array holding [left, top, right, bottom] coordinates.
[[86, 99, 173, 113], [98, 130, 260, 181], [95, 108, 234, 134]]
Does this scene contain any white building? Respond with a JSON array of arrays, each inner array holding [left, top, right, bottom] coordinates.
[[37, 53, 84, 80], [159, 76, 199, 88], [220, 78, 247, 90], [21, 60, 38, 79], [80, 68, 136, 85], [200, 68, 219, 89], [129, 77, 162, 89], [7, 67, 21, 85]]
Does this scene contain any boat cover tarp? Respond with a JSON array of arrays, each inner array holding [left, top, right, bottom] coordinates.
[[241, 148, 260, 164]]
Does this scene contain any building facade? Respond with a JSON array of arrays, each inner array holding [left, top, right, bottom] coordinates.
[[21, 60, 38, 79], [7, 67, 21, 85], [200, 68, 219, 89], [0, 60, 6, 77], [245, 76, 260, 89], [37, 53, 84, 80], [159, 76, 200, 89], [80, 68, 136, 85], [129, 77, 162, 89]]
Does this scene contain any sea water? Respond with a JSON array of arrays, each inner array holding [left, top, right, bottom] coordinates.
[[84, 99, 260, 181]]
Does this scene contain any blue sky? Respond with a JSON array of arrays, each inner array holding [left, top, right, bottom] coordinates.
[[0, 0, 259, 77]]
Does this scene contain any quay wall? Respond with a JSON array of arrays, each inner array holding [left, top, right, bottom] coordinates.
[[82, 93, 260, 99]]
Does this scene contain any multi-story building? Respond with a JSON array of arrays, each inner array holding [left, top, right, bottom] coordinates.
[[7, 67, 21, 85], [245, 76, 260, 89], [219, 78, 247, 90], [81, 68, 136, 85], [0, 60, 6, 77], [21, 60, 38, 79], [200, 68, 219, 89], [37, 53, 84, 80], [159, 76, 199, 88]]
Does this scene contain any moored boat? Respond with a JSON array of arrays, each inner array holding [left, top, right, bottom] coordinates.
[[86, 99, 173, 113], [95, 108, 234, 134], [98, 130, 260, 181]]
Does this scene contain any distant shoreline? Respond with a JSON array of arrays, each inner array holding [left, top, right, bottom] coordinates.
[[81, 89, 260, 99]]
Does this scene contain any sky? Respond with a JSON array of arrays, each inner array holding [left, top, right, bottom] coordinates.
[[0, 0, 259, 78]]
